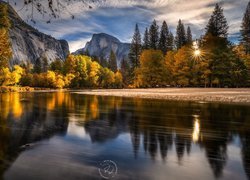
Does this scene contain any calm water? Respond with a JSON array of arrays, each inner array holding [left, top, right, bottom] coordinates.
[[0, 92, 249, 180]]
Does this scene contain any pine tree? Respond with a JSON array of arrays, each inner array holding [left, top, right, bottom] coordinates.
[[158, 21, 169, 54], [175, 19, 186, 49], [205, 3, 229, 38], [167, 31, 174, 51], [149, 20, 159, 50], [120, 59, 130, 85], [143, 28, 150, 50], [186, 26, 193, 45], [108, 50, 118, 72], [129, 24, 142, 69], [240, 1, 250, 54]]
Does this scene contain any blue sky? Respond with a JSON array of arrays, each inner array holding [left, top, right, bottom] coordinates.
[[10, 0, 249, 52]]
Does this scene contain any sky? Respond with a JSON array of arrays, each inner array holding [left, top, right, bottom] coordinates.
[[9, 0, 249, 52]]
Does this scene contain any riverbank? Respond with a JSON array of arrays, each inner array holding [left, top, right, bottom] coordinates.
[[75, 88, 250, 103]]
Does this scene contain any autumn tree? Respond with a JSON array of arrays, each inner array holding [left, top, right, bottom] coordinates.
[[149, 20, 159, 50], [135, 50, 168, 87], [88, 61, 101, 87], [0, 3, 12, 68], [172, 46, 192, 86], [129, 24, 142, 70]]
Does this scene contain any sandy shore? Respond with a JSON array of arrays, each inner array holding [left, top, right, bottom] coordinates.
[[75, 88, 250, 104]]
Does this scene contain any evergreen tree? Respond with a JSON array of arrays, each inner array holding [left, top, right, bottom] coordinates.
[[186, 26, 193, 45], [108, 50, 118, 72], [149, 20, 159, 50], [120, 59, 130, 85], [175, 19, 186, 49], [129, 23, 142, 69], [42, 57, 49, 72], [205, 3, 229, 38], [33, 58, 42, 73], [158, 21, 169, 54], [240, 1, 250, 54], [143, 28, 150, 50], [167, 31, 174, 51]]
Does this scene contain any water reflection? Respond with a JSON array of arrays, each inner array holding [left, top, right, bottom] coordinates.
[[0, 92, 249, 180]]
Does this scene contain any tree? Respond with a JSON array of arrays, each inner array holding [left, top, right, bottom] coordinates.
[[135, 50, 168, 87], [240, 1, 250, 54], [108, 50, 118, 72], [88, 61, 101, 87], [167, 32, 174, 51], [114, 71, 123, 88], [158, 21, 169, 54], [186, 26, 193, 45], [120, 59, 130, 85], [143, 28, 150, 50], [202, 35, 233, 87], [129, 24, 142, 70], [0, 4, 12, 68], [205, 3, 228, 38], [172, 46, 192, 86], [149, 20, 159, 50], [175, 19, 186, 49], [10, 65, 24, 86], [50, 59, 63, 73]]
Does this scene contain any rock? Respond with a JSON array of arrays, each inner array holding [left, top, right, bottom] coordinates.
[[2, 1, 70, 66], [73, 33, 130, 66]]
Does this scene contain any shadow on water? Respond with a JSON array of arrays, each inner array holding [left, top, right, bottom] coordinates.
[[0, 92, 249, 180]]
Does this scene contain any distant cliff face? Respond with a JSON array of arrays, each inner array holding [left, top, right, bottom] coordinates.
[[5, 2, 69, 66], [74, 33, 130, 66]]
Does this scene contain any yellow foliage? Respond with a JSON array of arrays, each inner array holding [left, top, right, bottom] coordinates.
[[89, 61, 101, 87], [114, 71, 123, 88], [135, 49, 167, 87]]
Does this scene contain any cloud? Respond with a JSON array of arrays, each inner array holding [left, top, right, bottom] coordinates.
[[10, 0, 249, 52]]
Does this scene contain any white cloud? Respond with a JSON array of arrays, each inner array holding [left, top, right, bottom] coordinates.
[[10, 0, 249, 51]]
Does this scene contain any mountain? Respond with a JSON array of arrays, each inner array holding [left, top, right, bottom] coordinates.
[[2, 1, 69, 66], [74, 33, 130, 66]]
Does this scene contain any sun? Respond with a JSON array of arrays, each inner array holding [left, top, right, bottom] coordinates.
[[194, 49, 201, 57]]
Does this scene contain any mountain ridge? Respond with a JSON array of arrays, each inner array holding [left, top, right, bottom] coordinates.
[[1, 1, 70, 66], [73, 33, 130, 66]]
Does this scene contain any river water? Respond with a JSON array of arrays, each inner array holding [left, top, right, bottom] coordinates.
[[0, 92, 249, 180]]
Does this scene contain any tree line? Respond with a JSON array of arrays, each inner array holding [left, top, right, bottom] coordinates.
[[1, 2, 250, 89], [127, 3, 250, 88]]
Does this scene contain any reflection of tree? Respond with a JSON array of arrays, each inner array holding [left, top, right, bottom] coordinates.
[[241, 131, 250, 180], [1, 92, 249, 179], [0, 92, 69, 177], [157, 131, 173, 160]]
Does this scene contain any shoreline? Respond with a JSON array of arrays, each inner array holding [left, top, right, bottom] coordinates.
[[74, 88, 250, 104], [1, 87, 250, 104]]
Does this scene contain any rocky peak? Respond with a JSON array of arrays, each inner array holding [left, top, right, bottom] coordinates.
[[74, 33, 130, 66], [2, 1, 70, 66]]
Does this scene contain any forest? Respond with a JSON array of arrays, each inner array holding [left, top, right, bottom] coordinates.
[[0, 3, 250, 89]]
